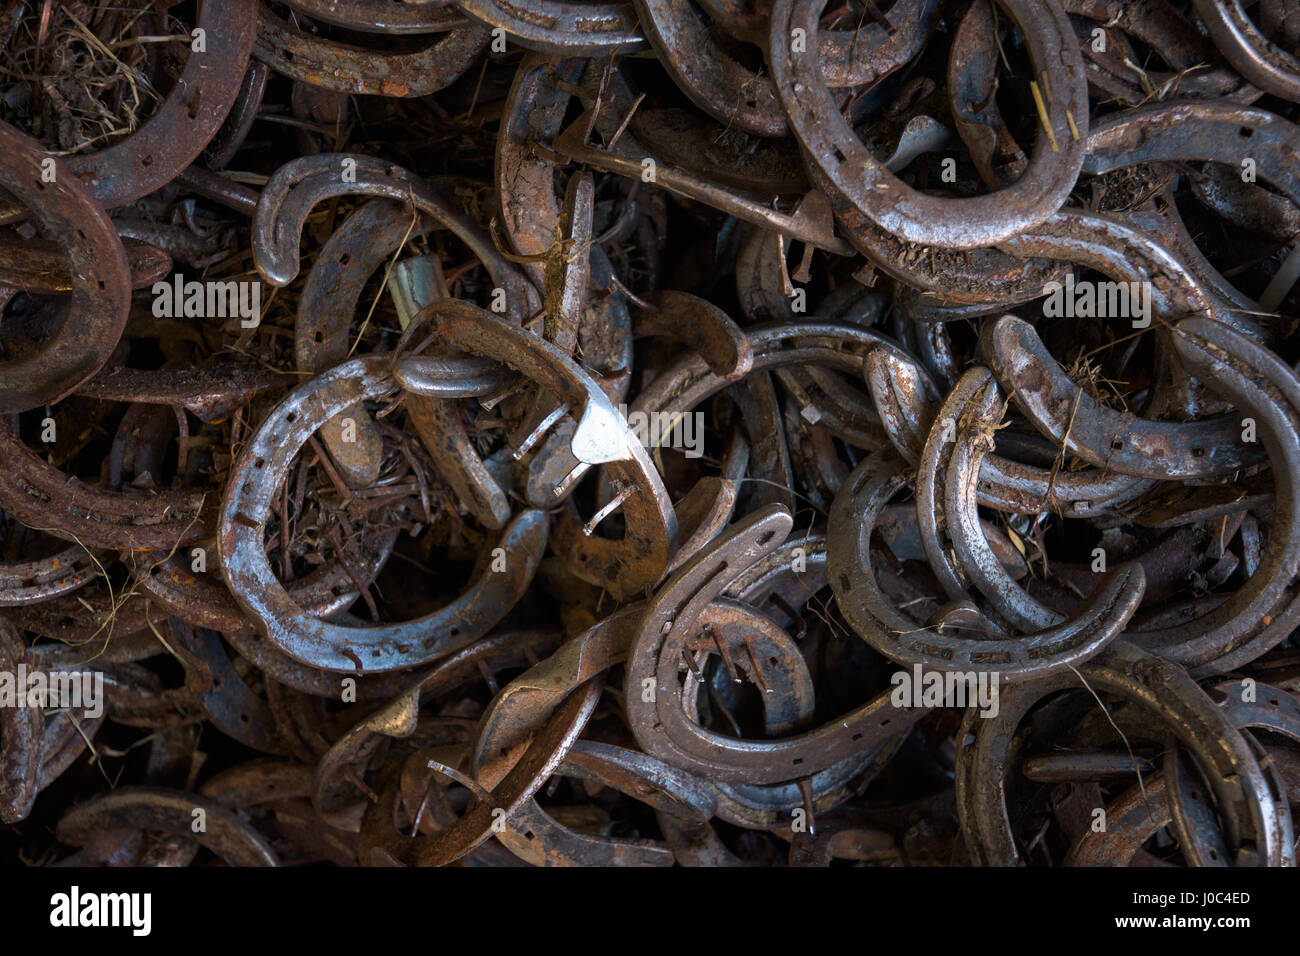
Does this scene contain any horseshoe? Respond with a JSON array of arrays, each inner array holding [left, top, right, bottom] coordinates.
[[1194, 0, 1300, 102], [554, 108, 854, 256], [827, 450, 1145, 681], [1083, 101, 1300, 209], [498, 58, 620, 290], [487, 742, 713, 866], [637, 291, 753, 382], [1062, 773, 1177, 865], [0, 618, 40, 823], [948, 0, 1028, 189], [633, 0, 790, 137], [203, 61, 271, 170], [913, 368, 1007, 623], [625, 505, 931, 785], [313, 630, 556, 829], [140, 532, 393, 637], [0, 544, 99, 607], [0, 418, 210, 551], [633, 109, 809, 195], [253, 4, 489, 97], [770, 0, 1088, 248], [296, 199, 426, 488], [983, 316, 1263, 480], [408, 676, 603, 866], [1128, 318, 1300, 674], [55, 786, 279, 866], [282, 0, 466, 33], [455, 0, 645, 54], [253, 154, 539, 318], [0, 235, 169, 294], [35, 703, 105, 797], [863, 347, 1156, 518], [957, 640, 1288, 865], [637, 0, 938, 136], [997, 209, 1219, 326], [399, 300, 676, 600], [172, 626, 287, 756], [74, 354, 281, 424], [0, 123, 132, 413], [218, 354, 548, 674]]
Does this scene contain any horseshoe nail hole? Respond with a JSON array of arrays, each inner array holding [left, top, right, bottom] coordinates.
[[450, 627, 460, 637], [254, 458, 265, 468], [1190, 789, 1201, 801], [792, 757, 803, 766], [239, 713, 250, 724], [284, 49, 294, 62], [768, 657, 777, 666], [315, 332, 324, 342], [832, 145, 846, 164], [97, 280, 105, 290], [34, 181, 45, 190], [757, 531, 775, 546], [851, 732, 863, 741], [1270, 698, 1281, 706], [525, 830, 535, 840], [286, 413, 297, 423], [881, 718, 890, 726], [76, 229, 86, 240], [338, 253, 351, 265], [142, 154, 153, 167], [1239, 126, 1254, 138], [1110, 439, 1122, 451], [212, 677, 223, 690], [1209, 849, 1219, 861], [1191, 447, 1205, 458]]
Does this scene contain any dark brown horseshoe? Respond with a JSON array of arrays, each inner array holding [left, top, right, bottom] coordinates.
[[0, 617, 40, 823], [0, 0, 259, 219], [56, 786, 279, 866], [253, 4, 489, 97], [0, 419, 209, 551], [770, 0, 1089, 248], [455, 0, 645, 54], [0, 122, 131, 413], [283, 0, 466, 34]]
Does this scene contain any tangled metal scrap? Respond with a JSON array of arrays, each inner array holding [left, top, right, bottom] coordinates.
[[2, 0, 1300, 867]]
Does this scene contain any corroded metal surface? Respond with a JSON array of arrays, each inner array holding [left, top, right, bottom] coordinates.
[[2, 0, 1300, 871]]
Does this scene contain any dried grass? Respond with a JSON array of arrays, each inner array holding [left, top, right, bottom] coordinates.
[[0, 1, 187, 155]]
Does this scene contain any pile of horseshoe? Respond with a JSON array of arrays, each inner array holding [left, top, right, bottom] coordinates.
[[3, 0, 1300, 868]]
